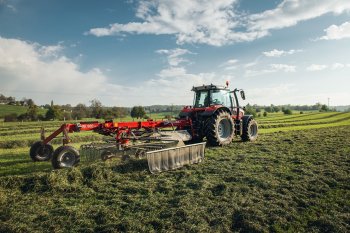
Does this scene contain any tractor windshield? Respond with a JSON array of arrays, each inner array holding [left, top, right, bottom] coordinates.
[[194, 91, 209, 107], [194, 89, 232, 108], [211, 90, 232, 107]]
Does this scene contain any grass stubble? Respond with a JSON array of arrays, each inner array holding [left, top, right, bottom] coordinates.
[[0, 113, 349, 232]]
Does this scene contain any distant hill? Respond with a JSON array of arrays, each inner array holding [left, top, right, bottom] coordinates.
[[0, 104, 47, 118]]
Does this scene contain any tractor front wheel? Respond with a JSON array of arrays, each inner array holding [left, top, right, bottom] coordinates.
[[241, 119, 258, 142], [29, 141, 53, 162], [205, 111, 234, 146], [51, 146, 80, 169]]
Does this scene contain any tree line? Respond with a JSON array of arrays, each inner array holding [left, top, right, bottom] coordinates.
[[244, 103, 334, 117], [0, 94, 35, 106], [3, 98, 129, 122], [1, 93, 343, 122]]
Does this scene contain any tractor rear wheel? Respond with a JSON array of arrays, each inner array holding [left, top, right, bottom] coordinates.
[[29, 141, 53, 161], [51, 146, 80, 169], [205, 111, 234, 146], [241, 119, 258, 142]]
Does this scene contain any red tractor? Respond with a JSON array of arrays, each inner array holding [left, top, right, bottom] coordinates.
[[178, 83, 258, 145]]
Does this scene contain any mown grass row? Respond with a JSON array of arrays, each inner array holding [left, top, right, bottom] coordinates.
[[0, 134, 104, 149], [259, 113, 350, 129], [0, 126, 349, 232], [1, 112, 349, 149], [256, 111, 319, 121], [258, 112, 344, 123], [0, 127, 62, 137]]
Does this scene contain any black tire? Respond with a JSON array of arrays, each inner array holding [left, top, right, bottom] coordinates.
[[29, 141, 53, 162], [51, 146, 80, 169], [205, 110, 234, 146], [241, 119, 258, 142]]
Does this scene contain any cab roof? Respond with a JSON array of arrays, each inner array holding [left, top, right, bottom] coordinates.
[[191, 84, 229, 92]]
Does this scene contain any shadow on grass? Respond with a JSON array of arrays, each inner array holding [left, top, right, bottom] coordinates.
[[0, 161, 51, 177], [111, 159, 149, 174], [0, 159, 31, 167]]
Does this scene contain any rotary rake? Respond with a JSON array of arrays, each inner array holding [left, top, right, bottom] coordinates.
[[29, 119, 205, 173]]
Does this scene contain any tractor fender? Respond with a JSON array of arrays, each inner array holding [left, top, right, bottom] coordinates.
[[242, 115, 254, 125], [199, 106, 231, 117]]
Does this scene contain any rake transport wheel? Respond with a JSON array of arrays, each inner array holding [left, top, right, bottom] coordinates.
[[29, 141, 53, 161], [205, 110, 234, 146], [241, 119, 258, 142], [51, 146, 80, 169]]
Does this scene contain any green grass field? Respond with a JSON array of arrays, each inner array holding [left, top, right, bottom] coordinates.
[[0, 105, 47, 118], [0, 112, 349, 232]]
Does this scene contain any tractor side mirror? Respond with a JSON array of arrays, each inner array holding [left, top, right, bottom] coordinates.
[[240, 90, 246, 100]]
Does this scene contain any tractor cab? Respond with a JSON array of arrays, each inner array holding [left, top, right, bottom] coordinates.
[[191, 84, 246, 117], [193, 84, 233, 108]]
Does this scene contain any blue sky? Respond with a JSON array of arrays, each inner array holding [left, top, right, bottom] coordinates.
[[0, 0, 350, 107]]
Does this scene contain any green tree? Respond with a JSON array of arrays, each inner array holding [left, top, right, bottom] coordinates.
[[320, 104, 329, 112], [272, 106, 280, 113], [102, 109, 115, 120], [27, 98, 35, 107], [131, 106, 146, 119], [90, 99, 103, 118], [264, 106, 273, 113], [244, 104, 257, 118], [27, 104, 38, 120], [111, 107, 128, 118], [72, 103, 88, 120], [46, 105, 63, 120], [282, 108, 292, 115], [131, 107, 137, 119]]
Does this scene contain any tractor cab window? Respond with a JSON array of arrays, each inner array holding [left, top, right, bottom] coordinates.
[[194, 91, 209, 107], [211, 90, 232, 108]]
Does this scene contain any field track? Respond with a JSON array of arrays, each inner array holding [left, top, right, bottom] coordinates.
[[0, 112, 349, 232]]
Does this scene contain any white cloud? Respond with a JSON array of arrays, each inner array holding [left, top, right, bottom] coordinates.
[[249, 0, 350, 32], [307, 64, 328, 71], [0, 37, 233, 106], [270, 64, 296, 72], [152, 48, 233, 99], [151, 66, 232, 101], [306, 63, 350, 71], [156, 48, 192, 67], [0, 0, 16, 12], [0, 37, 124, 105], [220, 58, 239, 70], [38, 44, 64, 57], [319, 21, 350, 40], [87, 0, 350, 46], [245, 63, 296, 76], [226, 59, 238, 65], [247, 84, 295, 102], [244, 62, 258, 68], [331, 63, 345, 69], [263, 49, 302, 57], [87, 0, 267, 46]]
